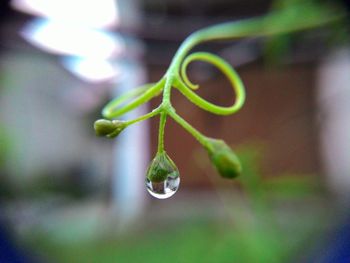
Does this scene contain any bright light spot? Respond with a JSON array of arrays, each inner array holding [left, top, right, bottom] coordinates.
[[62, 57, 119, 83], [21, 19, 124, 59], [12, 0, 118, 28]]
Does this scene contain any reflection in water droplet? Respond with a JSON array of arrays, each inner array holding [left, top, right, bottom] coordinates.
[[146, 172, 180, 199]]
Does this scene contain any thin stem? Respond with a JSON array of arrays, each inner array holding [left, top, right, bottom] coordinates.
[[162, 75, 174, 104], [193, 6, 341, 42], [102, 80, 164, 119], [124, 108, 161, 126], [168, 111, 209, 147], [157, 112, 167, 153], [166, 3, 342, 75]]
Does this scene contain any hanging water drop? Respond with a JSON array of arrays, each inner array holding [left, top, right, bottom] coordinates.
[[146, 172, 180, 199], [145, 152, 180, 199]]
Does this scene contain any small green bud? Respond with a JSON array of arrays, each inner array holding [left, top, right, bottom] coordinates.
[[206, 139, 242, 178], [146, 152, 179, 183], [94, 119, 126, 138]]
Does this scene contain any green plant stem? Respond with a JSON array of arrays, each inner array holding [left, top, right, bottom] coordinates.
[[157, 112, 167, 153], [102, 79, 164, 119], [168, 111, 209, 148], [124, 108, 161, 126], [167, 5, 340, 74], [162, 75, 174, 104]]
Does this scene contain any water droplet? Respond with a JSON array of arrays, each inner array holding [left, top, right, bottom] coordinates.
[[145, 152, 180, 199], [146, 172, 180, 199]]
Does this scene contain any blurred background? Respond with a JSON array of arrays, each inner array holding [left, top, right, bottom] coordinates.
[[0, 0, 350, 262]]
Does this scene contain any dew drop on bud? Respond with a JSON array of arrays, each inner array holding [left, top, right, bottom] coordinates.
[[146, 172, 180, 199]]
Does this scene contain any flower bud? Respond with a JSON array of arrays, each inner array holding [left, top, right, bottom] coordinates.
[[146, 152, 179, 182], [94, 119, 125, 138], [206, 139, 242, 178]]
